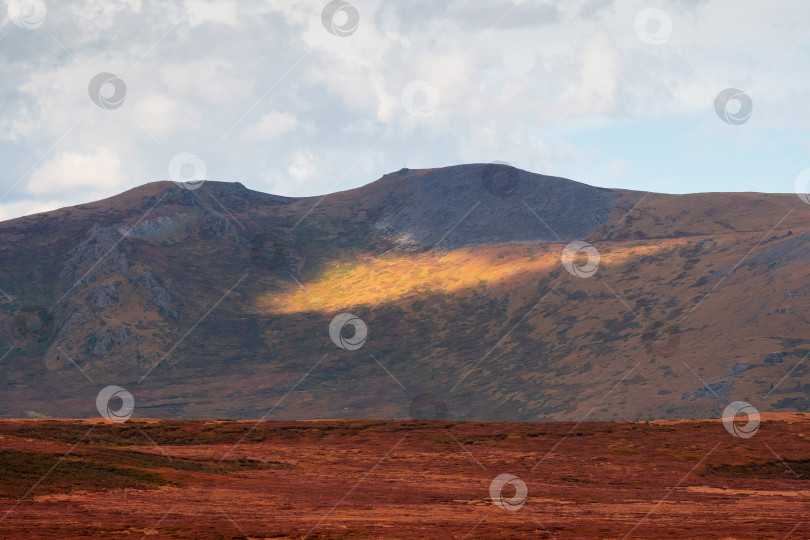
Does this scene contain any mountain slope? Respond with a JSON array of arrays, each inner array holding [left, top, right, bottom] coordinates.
[[1, 164, 808, 421]]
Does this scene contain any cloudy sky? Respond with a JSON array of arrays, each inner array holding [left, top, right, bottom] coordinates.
[[1, 0, 809, 220]]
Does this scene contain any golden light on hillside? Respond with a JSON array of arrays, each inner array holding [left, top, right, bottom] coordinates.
[[259, 241, 677, 314]]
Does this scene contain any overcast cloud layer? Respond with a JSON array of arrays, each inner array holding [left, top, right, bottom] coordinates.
[[0, 0, 809, 221]]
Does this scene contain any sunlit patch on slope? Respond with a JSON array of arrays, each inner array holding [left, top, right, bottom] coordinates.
[[258, 241, 677, 314]]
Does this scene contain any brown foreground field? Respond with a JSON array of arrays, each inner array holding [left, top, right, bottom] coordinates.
[[0, 414, 808, 539]]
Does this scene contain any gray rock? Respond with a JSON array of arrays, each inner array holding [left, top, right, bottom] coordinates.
[[88, 286, 116, 308], [682, 380, 733, 402]]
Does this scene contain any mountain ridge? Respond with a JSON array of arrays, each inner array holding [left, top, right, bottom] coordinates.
[[1, 164, 809, 422]]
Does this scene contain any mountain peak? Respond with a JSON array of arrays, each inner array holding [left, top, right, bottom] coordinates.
[[367, 163, 616, 250]]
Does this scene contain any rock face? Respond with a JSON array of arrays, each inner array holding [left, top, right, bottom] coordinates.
[[0, 166, 809, 421], [374, 164, 616, 249], [88, 286, 116, 308]]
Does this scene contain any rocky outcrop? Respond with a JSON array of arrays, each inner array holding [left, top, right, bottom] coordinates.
[[131, 272, 176, 318], [88, 286, 117, 308]]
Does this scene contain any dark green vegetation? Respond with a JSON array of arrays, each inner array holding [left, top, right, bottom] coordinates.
[[0, 421, 288, 499], [705, 459, 810, 478], [0, 448, 165, 499], [0, 419, 402, 447]]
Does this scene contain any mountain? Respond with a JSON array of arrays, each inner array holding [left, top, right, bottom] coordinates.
[[1, 164, 808, 421]]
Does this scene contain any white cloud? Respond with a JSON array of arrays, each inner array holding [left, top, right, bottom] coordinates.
[[242, 111, 298, 139], [132, 94, 202, 138], [287, 150, 318, 184], [555, 33, 621, 117], [1, 0, 810, 221], [27, 147, 128, 196], [159, 59, 254, 104], [69, 0, 142, 38], [0, 105, 35, 141], [262, 149, 319, 195], [0, 199, 68, 221], [185, 0, 238, 27]]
